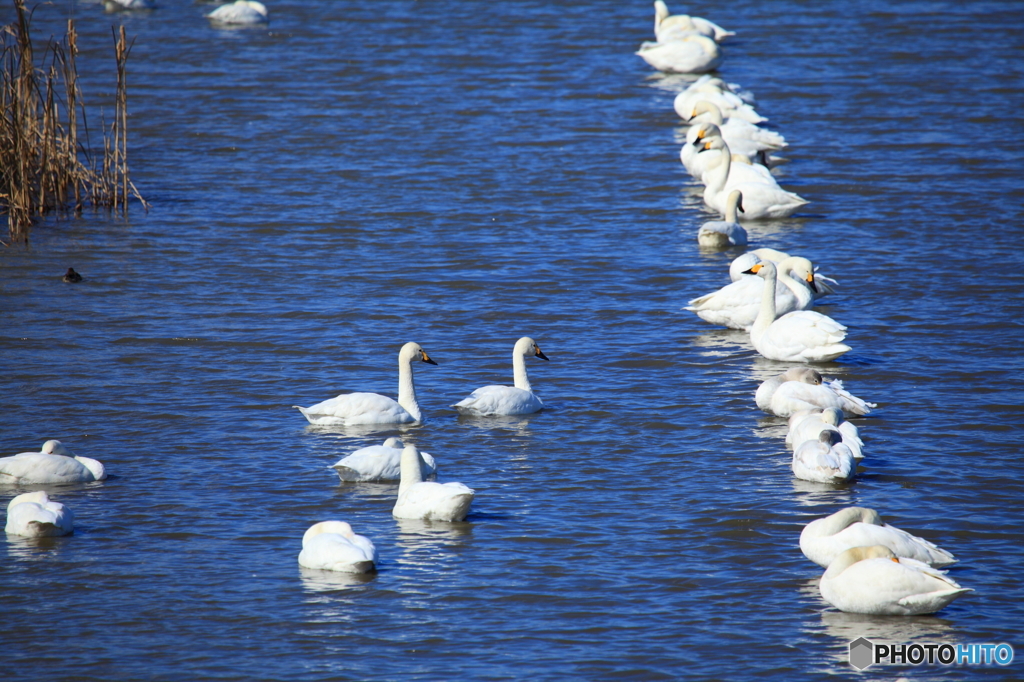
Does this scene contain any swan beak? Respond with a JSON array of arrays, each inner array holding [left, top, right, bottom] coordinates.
[[743, 263, 763, 275], [697, 141, 712, 153], [420, 350, 438, 366], [692, 130, 707, 146], [806, 273, 818, 293], [891, 557, 900, 564], [737, 197, 745, 213], [534, 345, 549, 361]]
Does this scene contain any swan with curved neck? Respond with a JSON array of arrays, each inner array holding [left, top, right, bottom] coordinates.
[[746, 261, 851, 362], [0, 440, 106, 485], [800, 507, 957, 569], [453, 337, 549, 415], [697, 190, 748, 248], [393, 445, 474, 522], [298, 521, 377, 573], [698, 137, 808, 219], [294, 342, 438, 425], [791, 430, 856, 483]]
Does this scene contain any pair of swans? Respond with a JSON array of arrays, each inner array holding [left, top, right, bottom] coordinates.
[[294, 337, 549, 425], [696, 190, 748, 248], [686, 101, 787, 161], [698, 137, 808, 220], [0, 440, 106, 485], [788, 408, 863, 460], [207, 1, 268, 25], [5, 491, 74, 538], [729, 248, 838, 298], [755, 367, 876, 416]]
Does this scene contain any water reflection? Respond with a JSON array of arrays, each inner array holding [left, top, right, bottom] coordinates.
[[790, 478, 858, 507], [643, 72, 701, 94], [4, 533, 72, 562], [818, 610, 958, 648], [454, 413, 535, 438], [393, 517, 472, 568], [301, 422, 426, 440], [298, 565, 377, 595]]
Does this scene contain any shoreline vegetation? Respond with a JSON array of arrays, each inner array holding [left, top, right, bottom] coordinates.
[[0, 0, 147, 245]]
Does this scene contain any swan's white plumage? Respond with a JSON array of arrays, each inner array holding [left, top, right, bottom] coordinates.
[[697, 189, 748, 248], [298, 521, 376, 573], [104, 0, 155, 10], [331, 437, 437, 482], [674, 78, 765, 125], [687, 102, 786, 159], [792, 430, 856, 483], [294, 342, 437, 425], [699, 137, 808, 220], [635, 35, 722, 74], [653, 1, 734, 43], [729, 249, 839, 298], [754, 367, 823, 412], [819, 545, 971, 615], [788, 408, 863, 460], [453, 337, 548, 416], [800, 507, 957, 569], [393, 446, 474, 522], [207, 0, 268, 25], [767, 376, 875, 416], [5, 491, 74, 537], [0, 440, 106, 485]]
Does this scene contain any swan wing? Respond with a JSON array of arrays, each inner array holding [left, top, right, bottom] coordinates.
[[295, 392, 415, 425], [0, 453, 96, 485], [394, 481, 475, 522], [298, 533, 375, 573], [825, 379, 876, 415], [453, 385, 543, 416], [759, 311, 851, 363], [5, 498, 75, 537]]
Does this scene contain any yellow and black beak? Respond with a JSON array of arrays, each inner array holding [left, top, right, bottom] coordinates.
[[534, 345, 549, 361], [743, 263, 764, 275], [420, 350, 438, 366], [805, 272, 818, 293], [737, 196, 745, 213], [692, 129, 707, 146]]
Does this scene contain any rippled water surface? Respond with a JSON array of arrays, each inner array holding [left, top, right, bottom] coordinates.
[[2, 0, 1023, 679]]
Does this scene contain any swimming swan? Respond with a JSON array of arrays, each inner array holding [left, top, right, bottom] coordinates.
[[819, 545, 971, 615], [207, 0, 268, 25], [792, 430, 856, 483], [800, 507, 957, 569], [297, 521, 377, 573], [392, 445, 474, 522], [0, 440, 106, 485], [674, 80, 765, 125], [294, 342, 438, 425], [746, 261, 850, 362], [697, 190, 748, 248], [699, 137, 808, 220], [653, 1, 735, 43], [788, 408, 863, 460], [636, 35, 722, 74], [453, 337, 549, 416], [762, 371, 875, 416], [5, 491, 74, 537], [331, 437, 437, 482], [729, 249, 839, 298], [754, 367, 822, 412]]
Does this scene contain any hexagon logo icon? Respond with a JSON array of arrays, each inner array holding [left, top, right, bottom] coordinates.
[[849, 637, 874, 670]]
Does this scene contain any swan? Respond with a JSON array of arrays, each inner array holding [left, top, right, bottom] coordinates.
[[801, 507, 957, 569], [207, 0, 268, 25], [297, 521, 377, 573], [0, 440, 106, 485], [792, 430, 856, 483], [393, 445, 474, 522], [754, 367, 822, 412], [5, 491, 74, 537], [635, 35, 722, 74], [686, 256, 817, 330], [699, 137, 808, 219], [788, 408, 863, 460], [104, 0, 155, 10], [452, 337, 549, 416], [819, 545, 971, 615], [765, 373, 875, 416], [331, 437, 437, 482], [63, 268, 83, 283], [653, 1, 735, 42], [674, 82, 766, 125], [729, 249, 839, 297], [746, 261, 851, 362], [294, 342, 437, 425], [697, 190, 748, 248], [681, 123, 773, 182], [687, 101, 787, 159]]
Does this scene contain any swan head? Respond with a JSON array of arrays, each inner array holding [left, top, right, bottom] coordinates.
[[784, 257, 818, 293], [7, 490, 50, 513], [400, 342, 438, 366], [383, 437, 404, 449], [743, 259, 776, 279], [821, 407, 843, 426], [690, 122, 721, 146], [819, 429, 843, 446], [781, 367, 822, 385], [41, 439, 74, 457], [688, 100, 723, 124], [654, 0, 670, 23], [697, 135, 728, 155], [515, 336, 549, 361], [302, 521, 355, 547], [725, 190, 744, 214]]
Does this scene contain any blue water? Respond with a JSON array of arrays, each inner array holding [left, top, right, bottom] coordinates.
[[2, 0, 1023, 679]]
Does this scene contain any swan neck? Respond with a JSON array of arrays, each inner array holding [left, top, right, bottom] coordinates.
[[513, 348, 532, 392], [398, 449, 425, 497], [725, 192, 739, 222], [707, 147, 730, 193], [397, 356, 422, 421], [752, 266, 778, 333]]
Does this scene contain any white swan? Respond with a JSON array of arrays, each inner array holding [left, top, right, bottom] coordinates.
[[687, 101, 787, 159], [729, 249, 839, 297], [754, 367, 822, 412], [792, 430, 856, 483], [207, 0, 268, 25], [788, 408, 863, 460], [746, 261, 851, 362], [765, 373, 875, 416], [682, 123, 774, 183], [393, 445, 474, 522], [294, 342, 437, 425], [699, 137, 808, 219], [653, 1, 735, 42], [800, 507, 957, 569], [297, 521, 377, 573], [104, 0, 155, 10], [819, 545, 971, 615], [697, 190, 747, 248], [452, 337, 549, 416], [635, 35, 721, 74], [674, 81, 766, 125], [331, 437, 437, 482], [0, 440, 106, 485], [5, 491, 74, 538], [686, 256, 817, 330]]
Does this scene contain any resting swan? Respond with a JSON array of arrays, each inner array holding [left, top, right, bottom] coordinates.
[[653, 1, 735, 43], [699, 137, 808, 219], [635, 35, 722, 74], [674, 81, 765, 125], [207, 0, 268, 25], [746, 261, 851, 362], [800, 507, 957, 569], [453, 337, 549, 416], [730, 249, 839, 298], [697, 190, 747, 248], [819, 545, 971, 615], [766, 373, 875, 416], [792, 430, 856, 483], [788, 408, 864, 460], [393, 446, 474, 522], [687, 101, 787, 159], [297, 521, 377, 573], [5, 491, 74, 537], [294, 342, 437, 425], [331, 437, 437, 482], [0, 440, 106, 485]]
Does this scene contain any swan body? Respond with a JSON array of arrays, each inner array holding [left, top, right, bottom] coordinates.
[[801, 507, 957, 569], [686, 256, 816, 330], [294, 342, 437, 425], [297, 521, 376, 573], [792, 430, 856, 483], [683, 123, 775, 183], [747, 261, 850, 362], [636, 35, 722, 74], [674, 82, 766, 125], [729, 249, 839, 297], [207, 0, 268, 25], [768, 376, 875, 416], [819, 545, 971, 615], [687, 101, 787, 158], [331, 437, 437, 482], [654, 1, 734, 42], [0, 440, 106, 485], [453, 337, 549, 416], [5, 491, 74, 537], [697, 190, 748, 247], [788, 408, 863, 460], [393, 446, 474, 522], [699, 137, 808, 220], [754, 367, 823, 412]]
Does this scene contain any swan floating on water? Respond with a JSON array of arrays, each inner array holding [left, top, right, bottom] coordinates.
[[819, 545, 971, 615], [207, 0, 268, 25], [687, 101, 786, 160], [294, 342, 437, 426], [653, 0, 735, 43], [453, 337, 549, 416], [674, 79, 765, 125], [757, 368, 875, 416], [392, 445, 474, 522], [729, 249, 838, 298], [0, 440, 106, 485], [104, 0, 155, 10], [792, 430, 856, 483], [699, 137, 808, 220], [635, 35, 722, 74], [331, 437, 437, 482], [788, 408, 863, 460], [800, 507, 957, 569], [5, 491, 74, 537], [697, 190, 748, 248], [297, 521, 377, 573]]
